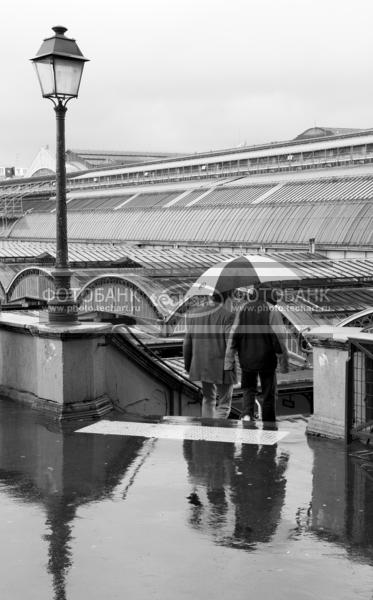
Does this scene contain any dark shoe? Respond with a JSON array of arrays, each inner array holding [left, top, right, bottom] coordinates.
[[262, 422, 278, 431]]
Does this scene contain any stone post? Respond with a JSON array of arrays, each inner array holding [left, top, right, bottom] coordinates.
[[306, 338, 349, 439]]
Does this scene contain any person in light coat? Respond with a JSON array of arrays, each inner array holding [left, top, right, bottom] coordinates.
[[183, 293, 237, 419]]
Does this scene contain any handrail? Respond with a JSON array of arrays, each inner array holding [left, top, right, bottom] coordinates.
[[110, 324, 202, 397], [349, 337, 373, 361]]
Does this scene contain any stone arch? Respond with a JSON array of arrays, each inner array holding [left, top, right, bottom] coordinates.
[[0, 280, 6, 303], [76, 275, 165, 322], [7, 267, 54, 303]]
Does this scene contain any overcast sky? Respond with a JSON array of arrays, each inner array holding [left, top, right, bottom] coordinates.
[[2, 0, 373, 167]]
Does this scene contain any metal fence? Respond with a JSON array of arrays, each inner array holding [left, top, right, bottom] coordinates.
[[347, 338, 373, 442]]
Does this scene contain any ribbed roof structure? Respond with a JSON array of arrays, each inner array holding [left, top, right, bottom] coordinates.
[[4, 171, 373, 249], [0, 242, 373, 286], [7, 200, 372, 247]]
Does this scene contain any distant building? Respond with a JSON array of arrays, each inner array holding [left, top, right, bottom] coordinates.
[[0, 166, 27, 180], [26, 146, 80, 178], [64, 125, 373, 186], [294, 126, 365, 140], [65, 149, 184, 169], [3, 125, 373, 260], [25, 147, 183, 178]]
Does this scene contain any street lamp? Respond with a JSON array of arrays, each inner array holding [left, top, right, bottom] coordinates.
[[31, 26, 88, 324]]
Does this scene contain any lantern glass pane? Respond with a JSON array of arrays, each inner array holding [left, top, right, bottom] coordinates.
[[33, 58, 55, 97], [54, 57, 84, 97]]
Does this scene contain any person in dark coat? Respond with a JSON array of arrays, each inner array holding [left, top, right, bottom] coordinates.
[[225, 287, 289, 423], [183, 293, 237, 418]]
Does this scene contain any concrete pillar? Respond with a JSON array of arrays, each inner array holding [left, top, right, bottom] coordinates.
[[0, 313, 112, 419], [306, 339, 349, 439]]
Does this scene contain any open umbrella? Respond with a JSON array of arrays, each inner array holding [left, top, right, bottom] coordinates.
[[185, 254, 301, 297]]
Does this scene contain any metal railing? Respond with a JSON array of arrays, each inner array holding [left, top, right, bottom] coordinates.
[[347, 338, 373, 442], [67, 151, 373, 192], [2, 150, 373, 201]]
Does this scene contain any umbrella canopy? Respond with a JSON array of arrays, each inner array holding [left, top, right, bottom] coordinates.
[[186, 254, 302, 297]]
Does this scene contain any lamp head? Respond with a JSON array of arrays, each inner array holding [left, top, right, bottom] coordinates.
[[31, 26, 89, 102]]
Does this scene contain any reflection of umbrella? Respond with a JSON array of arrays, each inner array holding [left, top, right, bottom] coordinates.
[[186, 254, 301, 297]]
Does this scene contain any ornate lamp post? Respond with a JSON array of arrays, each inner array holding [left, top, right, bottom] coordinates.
[[31, 26, 88, 324]]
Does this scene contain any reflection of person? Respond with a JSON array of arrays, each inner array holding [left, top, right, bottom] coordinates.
[[225, 288, 289, 422], [183, 439, 288, 549], [230, 444, 289, 546], [183, 440, 235, 531], [183, 293, 236, 418]]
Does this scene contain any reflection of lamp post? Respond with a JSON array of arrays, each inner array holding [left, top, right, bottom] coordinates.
[[31, 26, 88, 324]]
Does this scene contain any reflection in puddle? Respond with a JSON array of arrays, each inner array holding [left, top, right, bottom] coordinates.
[[0, 400, 373, 599], [0, 401, 145, 599], [184, 440, 289, 549]]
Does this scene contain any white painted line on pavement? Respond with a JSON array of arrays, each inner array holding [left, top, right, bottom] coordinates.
[[76, 420, 288, 445]]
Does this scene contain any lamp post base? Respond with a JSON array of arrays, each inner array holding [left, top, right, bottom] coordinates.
[[48, 268, 79, 325], [48, 300, 79, 324]]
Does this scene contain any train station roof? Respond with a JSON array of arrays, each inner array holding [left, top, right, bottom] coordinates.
[[295, 126, 365, 140], [7, 199, 372, 248], [0, 242, 372, 283], [4, 169, 373, 250]]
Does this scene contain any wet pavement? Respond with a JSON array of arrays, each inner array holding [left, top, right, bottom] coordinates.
[[0, 399, 373, 599]]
